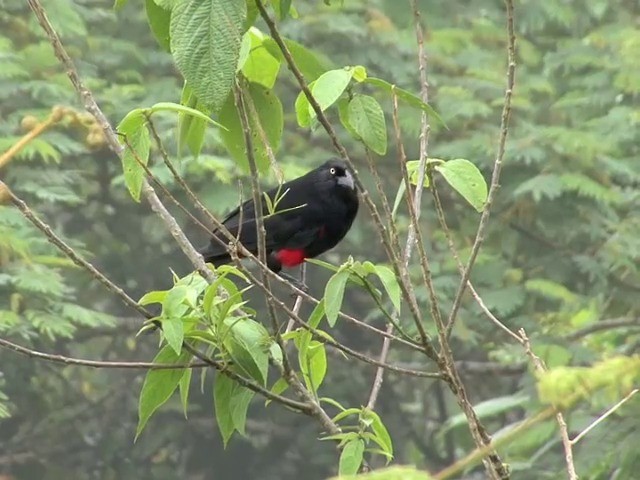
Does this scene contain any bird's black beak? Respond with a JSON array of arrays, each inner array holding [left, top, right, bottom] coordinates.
[[337, 170, 355, 190]]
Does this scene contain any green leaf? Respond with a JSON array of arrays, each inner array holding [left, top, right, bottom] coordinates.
[[406, 159, 434, 188], [179, 368, 192, 418], [391, 179, 406, 220], [144, 0, 171, 52], [324, 270, 350, 327], [241, 28, 281, 89], [162, 285, 190, 318], [138, 289, 168, 306], [176, 82, 211, 157], [170, 0, 246, 111], [117, 109, 150, 202], [213, 374, 236, 446], [214, 374, 255, 446], [435, 159, 488, 212], [150, 102, 226, 129], [136, 345, 191, 439], [263, 38, 328, 81], [219, 83, 283, 173], [294, 85, 313, 127], [300, 340, 327, 394], [374, 265, 401, 313], [308, 299, 326, 329], [347, 94, 387, 154], [265, 377, 289, 406], [162, 317, 184, 355], [364, 77, 446, 127], [223, 318, 270, 385], [365, 410, 394, 460], [339, 438, 365, 475], [306, 67, 354, 119]]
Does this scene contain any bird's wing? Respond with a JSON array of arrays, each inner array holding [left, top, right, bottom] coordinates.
[[204, 179, 320, 256]]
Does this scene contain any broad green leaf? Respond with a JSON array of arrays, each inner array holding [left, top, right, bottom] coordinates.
[[270, 0, 292, 20], [435, 159, 488, 212], [150, 102, 226, 129], [332, 407, 362, 424], [347, 94, 387, 155], [306, 67, 354, 119], [162, 317, 184, 355], [300, 340, 327, 394], [162, 285, 190, 318], [338, 98, 360, 138], [244, 0, 259, 30], [324, 270, 349, 327], [374, 265, 401, 313], [136, 345, 191, 439], [230, 384, 254, 436], [265, 377, 289, 406], [237, 32, 252, 71], [138, 289, 167, 306], [339, 438, 365, 475], [213, 374, 235, 446], [214, 374, 255, 446], [177, 82, 211, 157], [406, 159, 432, 188], [117, 109, 150, 202], [144, 0, 171, 52], [170, 0, 246, 111], [223, 318, 270, 385], [294, 85, 313, 127], [241, 29, 281, 89], [219, 83, 283, 173], [364, 77, 446, 127], [263, 38, 329, 81], [365, 410, 394, 460], [308, 299, 325, 329], [179, 368, 192, 418]]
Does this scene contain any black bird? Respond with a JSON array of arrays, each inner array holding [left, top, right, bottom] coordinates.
[[200, 159, 359, 283]]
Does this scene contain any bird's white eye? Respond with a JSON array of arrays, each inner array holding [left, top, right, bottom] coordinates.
[[330, 167, 336, 175]]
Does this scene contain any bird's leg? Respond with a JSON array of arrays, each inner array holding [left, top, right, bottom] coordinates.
[[279, 271, 309, 294]]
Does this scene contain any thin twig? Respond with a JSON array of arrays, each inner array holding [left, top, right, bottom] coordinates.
[[0, 337, 205, 369], [520, 329, 577, 480], [242, 268, 442, 379], [431, 182, 522, 343], [571, 388, 639, 446], [0, 181, 153, 320], [181, 343, 314, 413], [444, 0, 517, 337], [365, 0, 438, 417]]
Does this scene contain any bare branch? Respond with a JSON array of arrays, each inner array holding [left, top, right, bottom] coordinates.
[[0, 181, 152, 320], [445, 0, 517, 337], [520, 329, 577, 480], [0, 336, 205, 370], [571, 388, 639, 446]]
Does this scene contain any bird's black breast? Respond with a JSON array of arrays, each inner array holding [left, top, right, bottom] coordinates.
[[297, 179, 359, 258]]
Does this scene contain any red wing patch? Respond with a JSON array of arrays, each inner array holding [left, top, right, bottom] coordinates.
[[275, 249, 306, 267]]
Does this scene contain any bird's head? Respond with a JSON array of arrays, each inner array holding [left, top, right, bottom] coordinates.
[[321, 158, 355, 191]]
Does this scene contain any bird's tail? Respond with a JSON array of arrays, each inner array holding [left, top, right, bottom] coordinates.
[[199, 240, 232, 267]]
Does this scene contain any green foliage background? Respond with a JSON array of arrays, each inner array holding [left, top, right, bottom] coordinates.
[[1, 0, 639, 478]]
